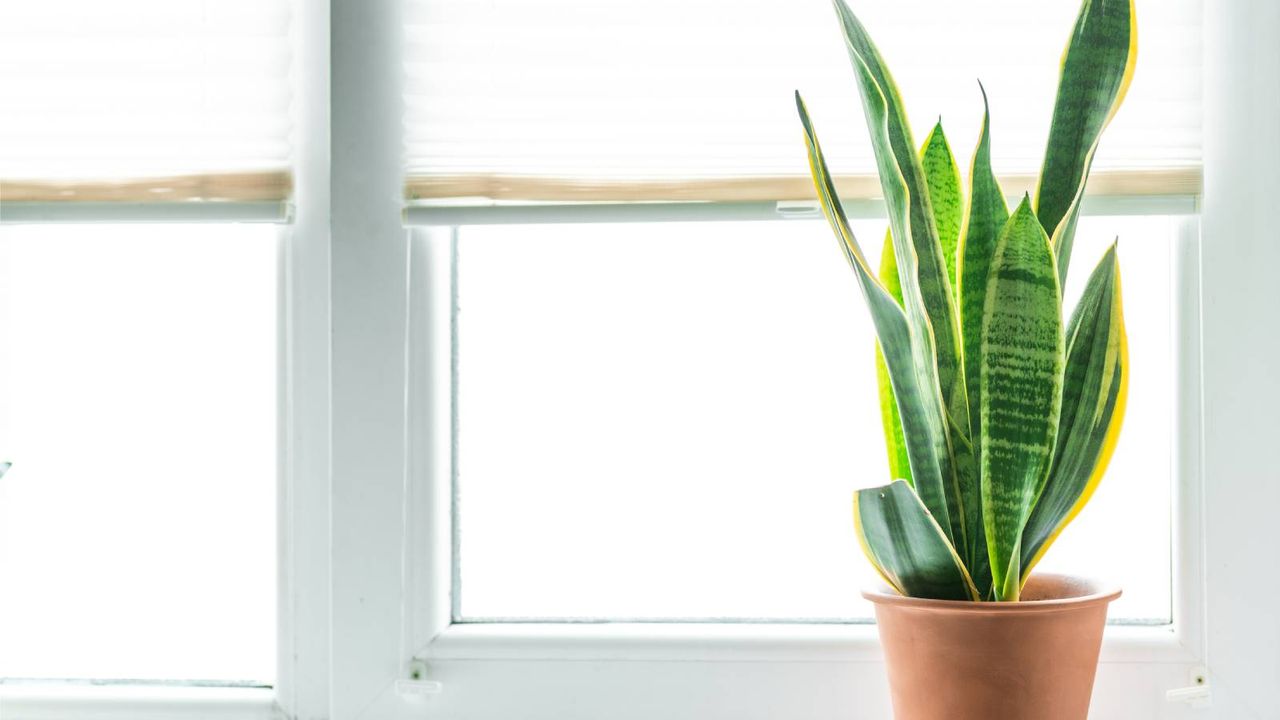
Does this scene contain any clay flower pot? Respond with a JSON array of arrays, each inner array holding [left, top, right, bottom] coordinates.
[[863, 573, 1121, 720]]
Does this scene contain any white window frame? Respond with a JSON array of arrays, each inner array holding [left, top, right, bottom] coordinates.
[[0, 0, 327, 718], [394, 204, 1204, 720], [3, 1, 1280, 718], [381, 0, 1271, 715]]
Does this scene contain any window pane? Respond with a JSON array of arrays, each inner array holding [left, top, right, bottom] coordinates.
[[454, 216, 1173, 622], [1035, 217, 1174, 623], [0, 225, 276, 682]]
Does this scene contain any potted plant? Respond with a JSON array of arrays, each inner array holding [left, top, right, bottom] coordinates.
[[796, 0, 1134, 717]]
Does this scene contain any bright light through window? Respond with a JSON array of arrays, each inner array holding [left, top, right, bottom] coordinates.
[[0, 224, 276, 682], [453, 215, 1173, 622]]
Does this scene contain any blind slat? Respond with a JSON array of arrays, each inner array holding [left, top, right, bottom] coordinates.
[[405, 169, 1201, 204], [1, 171, 292, 203], [404, 0, 1201, 203], [0, 0, 292, 203]]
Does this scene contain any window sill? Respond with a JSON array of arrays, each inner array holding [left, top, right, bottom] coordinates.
[[0, 685, 278, 720], [419, 621, 1197, 665]]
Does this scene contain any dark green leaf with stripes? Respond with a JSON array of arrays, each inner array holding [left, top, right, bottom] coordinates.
[[855, 480, 978, 601], [830, 0, 970, 551], [980, 198, 1065, 601], [1020, 244, 1127, 574], [957, 87, 1007, 594], [1035, 0, 1136, 283], [920, 123, 963, 292], [797, 93, 955, 536], [876, 126, 962, 485]]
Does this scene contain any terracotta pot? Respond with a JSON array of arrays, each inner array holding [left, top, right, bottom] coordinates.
[[863, 573, 1121, 720]]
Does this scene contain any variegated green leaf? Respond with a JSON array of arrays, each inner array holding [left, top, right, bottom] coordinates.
[[1035, 0, 1137, 283], [1021, 244, 1127, 577], [875, 230, 912, 482], [875, 344, 912, 481], [956, 87, 1007, 594], [918, 122, 979, 578], [855, 480, 978, 601], [980, 198, 1065, 602], [876, 122, 960, 485], [796, 93, 953, 537], [960, 87, 1010, 446], [829, 0, 970, 550], [920, 123, 963, 292]]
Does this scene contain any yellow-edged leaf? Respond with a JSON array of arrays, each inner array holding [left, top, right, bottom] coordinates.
[[980, 198, 1065, 601], [796, 92, 955, 538], [829, 0, 971, 550], [1021, 244, 1128, 577], [1035, 0, 1137, 283], [875, 230, 912, 482], [956, 85, 1007, 595], [855, 480, 979, 601]]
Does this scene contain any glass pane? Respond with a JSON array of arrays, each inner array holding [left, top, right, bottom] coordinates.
[[1035, 217, 1174, 622], [0, 225, 276, 682], [454, 216, 1173, 622]]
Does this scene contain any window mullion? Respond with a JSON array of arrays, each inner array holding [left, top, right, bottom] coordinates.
[[1201, 0, 1280, 714], [328, 0, 413, 718], [275, 0, 333, 717]]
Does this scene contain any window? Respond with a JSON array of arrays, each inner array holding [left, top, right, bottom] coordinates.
[[392, 207, 1204, 720], [0, 225, 277, 683], [450, 214, 1176, 625], [394, 0, 1219, 716], [0, 0, 290, 714], [5, 1, 1280, 718]]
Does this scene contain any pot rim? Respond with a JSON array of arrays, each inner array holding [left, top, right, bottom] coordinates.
[[861, 572, 1122, 613]]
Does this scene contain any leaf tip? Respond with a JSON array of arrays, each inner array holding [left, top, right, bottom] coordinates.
[[1103, 237, 1120, 266], [1006, 194, 1036, 226], [795, 92, 812, 131]]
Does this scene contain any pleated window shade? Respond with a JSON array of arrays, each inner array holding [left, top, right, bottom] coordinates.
[[0, 0, 291, 203], [404, 0, 1201, 204]]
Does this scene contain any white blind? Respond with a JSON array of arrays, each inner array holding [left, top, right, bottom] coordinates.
[[404, 0, 1201, 202], [0, 0, 292, 202]]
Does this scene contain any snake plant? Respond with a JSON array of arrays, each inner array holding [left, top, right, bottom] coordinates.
[[798, 0, 1133, 601]]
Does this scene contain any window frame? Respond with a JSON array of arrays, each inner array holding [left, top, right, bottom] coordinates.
[[392, 206, 1204, 719], [6, 0, 1280, 718], [0, 0, 326, 718], [0, 210, 292, 716]]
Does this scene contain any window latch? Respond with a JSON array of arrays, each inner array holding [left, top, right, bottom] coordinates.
[[396, 658, 444, 698], [1166, 665, 1211, 708], [775, 201, 821, 218]]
